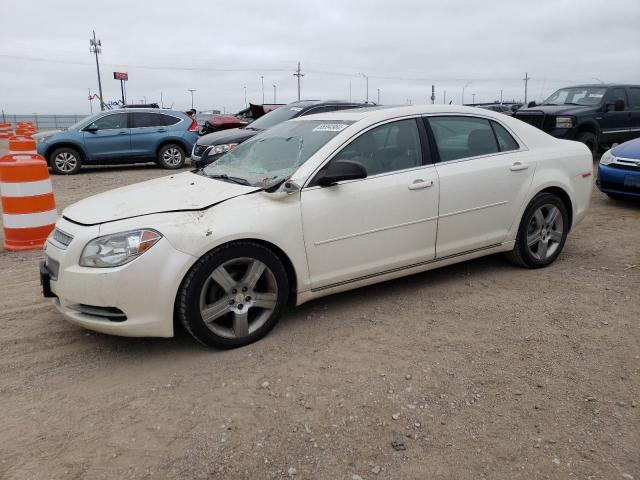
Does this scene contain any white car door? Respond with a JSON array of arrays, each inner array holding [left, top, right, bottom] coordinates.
[[426, 115, 536, 258], [301, 118, 439, 289]]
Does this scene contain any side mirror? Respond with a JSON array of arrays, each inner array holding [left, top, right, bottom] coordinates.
[[614, 99, 625, 111], [527, 101, 537, 108], [84, 123, 98, 132], [315, 160, 367, 187]]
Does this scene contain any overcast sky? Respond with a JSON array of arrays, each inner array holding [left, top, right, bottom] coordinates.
[[1, 0, 639, 115]]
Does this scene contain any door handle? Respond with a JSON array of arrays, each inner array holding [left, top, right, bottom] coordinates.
[[157, 128, 167, 132], [118, 131, 128, 135], [510, 162, 529, 171], [408, 179, 434, 190]]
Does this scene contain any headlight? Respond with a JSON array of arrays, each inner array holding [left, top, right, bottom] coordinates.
[[36, 136, 49, 144], [208, 143, 238, 156], [80, 229, 162, 268], [555, 116, 574, 129], [599, 149, 616, 165]]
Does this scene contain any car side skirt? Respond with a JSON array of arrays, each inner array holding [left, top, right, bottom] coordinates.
[[296, 241, 515, 306]]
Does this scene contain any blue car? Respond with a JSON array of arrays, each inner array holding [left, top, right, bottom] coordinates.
[[33, 109, 199, 174], [597, 137, 640, 200]]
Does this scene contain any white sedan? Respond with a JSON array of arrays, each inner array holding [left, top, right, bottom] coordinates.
[[40, 105, 593, 348]]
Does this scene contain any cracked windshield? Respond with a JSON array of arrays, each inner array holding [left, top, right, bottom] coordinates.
[[202, 120, 353, 188]]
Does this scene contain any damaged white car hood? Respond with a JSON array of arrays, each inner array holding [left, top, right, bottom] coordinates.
[[62, 171, 260, 225]]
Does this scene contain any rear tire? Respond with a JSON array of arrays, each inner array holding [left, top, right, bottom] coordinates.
[[506, 192, 569, 268], [49, 147, 82, 175], [576, 131, 597, 155], [177, 242, 289, 349], [157, 144, 185, 169]]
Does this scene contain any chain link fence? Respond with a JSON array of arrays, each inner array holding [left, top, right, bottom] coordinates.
[[0, 113, 87, 131]]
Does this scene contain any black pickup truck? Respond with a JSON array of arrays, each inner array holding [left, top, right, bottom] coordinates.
[[513, 84, 640, 153]]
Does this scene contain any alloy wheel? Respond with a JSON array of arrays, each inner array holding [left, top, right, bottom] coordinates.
[[54, 152, 78, 172], [199, 258, 278, 339], [163, 147, 182, 166], [526, 204, 564, 261]]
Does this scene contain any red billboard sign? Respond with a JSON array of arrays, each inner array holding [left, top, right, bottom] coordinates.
[[113, 72, 128, 81]]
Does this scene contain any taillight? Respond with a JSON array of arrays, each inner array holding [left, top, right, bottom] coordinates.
[[187, 117, 198, 132]]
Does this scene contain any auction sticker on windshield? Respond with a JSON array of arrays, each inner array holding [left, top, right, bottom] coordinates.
[[312, 123, 350, 132]]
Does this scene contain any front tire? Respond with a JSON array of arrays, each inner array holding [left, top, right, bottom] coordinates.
[[157, 144, 185, 169], [506, 192, 569, 268], [177, 242, 289, 349], [49, 147, 82, 175], [576, 131, 597, 155]]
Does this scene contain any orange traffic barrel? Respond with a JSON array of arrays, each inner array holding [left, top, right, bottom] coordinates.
[[15, 129, 36, 137], [0, 154, 57, 251], [0, 123, 11, 139], [8, 136, 37, 154]]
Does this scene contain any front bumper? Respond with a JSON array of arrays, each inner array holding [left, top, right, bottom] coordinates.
[[597, 163, 640, 198], [42, 218, 196, 338]]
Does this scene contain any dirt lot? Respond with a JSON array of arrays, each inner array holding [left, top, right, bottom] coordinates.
[[0, 143, 638, 480]]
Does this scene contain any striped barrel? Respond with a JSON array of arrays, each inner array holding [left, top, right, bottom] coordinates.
[[0, 154, 57, 251], [0, 123, 11, 139], [9, 136, 37, 154]]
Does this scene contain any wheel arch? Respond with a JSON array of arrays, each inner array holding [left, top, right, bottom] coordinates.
[[156, 138, 189, 158], [44, 142, 87, 163], [575, 120, 599, 137], [173, 237, 300, 331], [532, 185, 574, 230]]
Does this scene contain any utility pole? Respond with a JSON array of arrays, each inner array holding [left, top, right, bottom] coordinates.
[[293, 62, 304, 101], [523, 72, 530, 104], [500, 89, 503, 104], [472, 93, 476, 104], [273, 84, 276, 103], [88, 88, 93, 113], [261, 75, 265, 104], [377, 88, 381, 105], [243, 86, 247, 106], [187, 89, 196, 109], [359, 73, 369, 103], [443, 90, 446, 104], [462, 81, 471, 105], [431, 85, 435, 104], [89, 30, 104, 111]]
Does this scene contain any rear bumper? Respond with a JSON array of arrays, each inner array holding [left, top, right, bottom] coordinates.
[[597, 163, 640, 198]]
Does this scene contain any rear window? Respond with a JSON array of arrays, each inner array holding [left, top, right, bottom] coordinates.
[[159, 114, 181, 126]]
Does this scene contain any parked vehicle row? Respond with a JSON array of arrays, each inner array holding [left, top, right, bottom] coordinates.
[[514, 84, 640, 153], [40, 105, 593, 348], [33, 109, 199, 174], [191, 100, 369, 168]]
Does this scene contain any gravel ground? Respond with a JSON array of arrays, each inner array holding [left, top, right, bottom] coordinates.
[[0, 142, 638, 480]]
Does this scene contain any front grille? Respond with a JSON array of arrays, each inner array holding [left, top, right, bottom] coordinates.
[[193, 144, 209, 157], [609, 162, 640, 172], [68, 304, 127, 322], [514, 112, 545, 130], [52, 228, 73, 248]]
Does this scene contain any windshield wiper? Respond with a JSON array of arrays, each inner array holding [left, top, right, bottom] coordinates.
[[207, 174, 252, 186]]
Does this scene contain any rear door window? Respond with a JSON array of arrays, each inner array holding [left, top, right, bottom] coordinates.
[[628, 88, 640, 110], [427, 116, 499, 162], [130, 112, 164, 128]]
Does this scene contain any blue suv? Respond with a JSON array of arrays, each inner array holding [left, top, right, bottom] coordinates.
[[597, 137, 640, 200], [33, 109, 199, 174]]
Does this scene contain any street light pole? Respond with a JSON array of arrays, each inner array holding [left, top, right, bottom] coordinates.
[[187, 89, 196, 109], [243, 86, 247, 107], [462, 82, 471, 105], [472, 93, 476, 104], [273, 84, 276, 103], [377, 88, 381, 104], [359, 73, 369, 103], [261, 75, 265, 104]]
